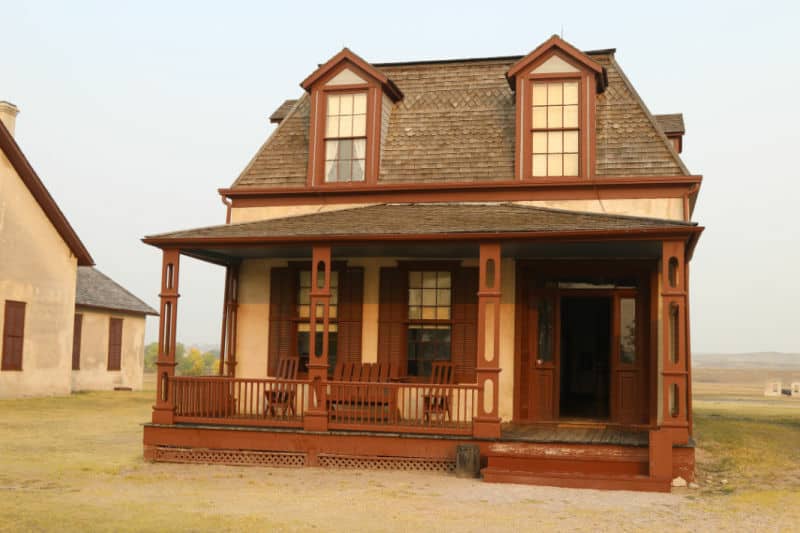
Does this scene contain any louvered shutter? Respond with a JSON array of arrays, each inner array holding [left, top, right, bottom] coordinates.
[[2, 301, 26, 371], [337, 267, 363, 364], [451, 268, 478, 383], [107, 318, 123, 371], [377, 267, 407, 378], [72, 314, 83, 370], [268, 267, 295, 376]]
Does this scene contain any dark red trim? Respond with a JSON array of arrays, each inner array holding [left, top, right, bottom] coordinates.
[[300, 48, 403, 101], [0, 121, 94, 265]]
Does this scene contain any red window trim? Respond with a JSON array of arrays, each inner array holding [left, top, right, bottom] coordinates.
[[307, 62, 384, 188]]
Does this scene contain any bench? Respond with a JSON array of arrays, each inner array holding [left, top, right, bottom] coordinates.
[[327, 362, 397, 422]]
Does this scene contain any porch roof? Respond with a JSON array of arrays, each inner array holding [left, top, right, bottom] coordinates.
[[142, 203, 701, 263]]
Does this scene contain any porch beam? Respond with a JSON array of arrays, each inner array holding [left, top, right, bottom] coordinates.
[[305, 245, 332, 431], [153, 248, 180, 425], [474, 242, 502, 439]]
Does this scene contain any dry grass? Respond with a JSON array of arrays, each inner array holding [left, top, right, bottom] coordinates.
[[0, 371, 798, 531]]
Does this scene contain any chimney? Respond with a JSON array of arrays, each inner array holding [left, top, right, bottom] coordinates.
[[0, 101, 20, 136]]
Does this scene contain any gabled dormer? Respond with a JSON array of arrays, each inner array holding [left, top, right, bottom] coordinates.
[[301, 48, 402, 187], [507, 36, 607, 180]]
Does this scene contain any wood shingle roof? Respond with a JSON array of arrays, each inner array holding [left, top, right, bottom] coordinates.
[[76, 267, 158, 316], [232, 50, 689, 189]]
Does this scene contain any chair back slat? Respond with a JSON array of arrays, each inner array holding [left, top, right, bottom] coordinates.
[[277, 356, 300, 380]]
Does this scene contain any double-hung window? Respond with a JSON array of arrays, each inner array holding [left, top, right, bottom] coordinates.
[[407, 271, 451, 378], [296, 270, 339, 372], [324, 93, 367, 183], [531, 80, 580, 177]]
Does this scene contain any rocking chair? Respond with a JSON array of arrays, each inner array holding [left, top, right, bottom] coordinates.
[[423, 362, 455, 423], [264, 356, 299, 418]]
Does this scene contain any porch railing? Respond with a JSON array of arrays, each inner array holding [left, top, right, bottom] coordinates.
[[167, 376, 478, 435], [171, 376, 308, 428]]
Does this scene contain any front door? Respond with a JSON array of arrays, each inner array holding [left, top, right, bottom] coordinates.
[[516, 264, 650, 425]]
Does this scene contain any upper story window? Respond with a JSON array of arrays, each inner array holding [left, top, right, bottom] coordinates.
[[325, 93, 367, 182], [531, 80, 580, 177]]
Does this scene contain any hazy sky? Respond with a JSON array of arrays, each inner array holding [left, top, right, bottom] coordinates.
[[1, 1, 798, 353]]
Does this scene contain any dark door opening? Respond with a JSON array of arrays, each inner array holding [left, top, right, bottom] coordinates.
[[559, 297, 611, 419]]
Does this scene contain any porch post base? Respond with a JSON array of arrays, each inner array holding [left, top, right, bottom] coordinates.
[[473, 417, 502, 439], [649, 429, 673, 480], [152, 406, 175, 425], [303, 410, 329, 432]]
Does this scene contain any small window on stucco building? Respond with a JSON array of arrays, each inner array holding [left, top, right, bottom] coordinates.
[[107, 318, 123, 371]]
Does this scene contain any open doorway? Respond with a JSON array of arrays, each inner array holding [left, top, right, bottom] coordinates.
[[559, 296, 611, 419]]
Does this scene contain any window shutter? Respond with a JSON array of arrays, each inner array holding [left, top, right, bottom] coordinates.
[[72, 314, 83, 370], [451, 268, 479, 383], [337, 267, 363, 364], [377, 267, 407, 377], [268, 267, 295, 376], [107, 318, 123, 371], [2, 301, 26, 371]]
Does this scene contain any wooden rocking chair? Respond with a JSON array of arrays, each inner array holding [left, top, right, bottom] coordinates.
[[264, 356, 299, 418], [423, 362, 455, 423]]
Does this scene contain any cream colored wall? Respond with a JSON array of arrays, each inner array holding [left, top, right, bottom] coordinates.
[[235, 259, 281, 379], [71, 308, 146, 391], [230, 204, 370, 224], [0, 147, 77, 398], [518, 198, 685, 221]]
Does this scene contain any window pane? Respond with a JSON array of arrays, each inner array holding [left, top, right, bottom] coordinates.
[[437, 288, 451, 305], [532, 132, 547, 154], [422, 307, 436, 320], [409, 271, 422, 288], [564, 131, 579, 153], [532, 154, 547, 176], [438, 272, 451, 289], [351, 160, 364, 181], [436, 307, 450, 320], [422, 271, 438, 288], [620, 298, 636, 365], [327, 95, 340, 116], [547, 83, 562, 105], [325, 161, 337, 181], [547, 106, 562, 128], [532, 84, 547, 105], [325, 140, 338, 159], [298, 288, 310, 305], [299, 271, 311, 287], [339, 94, 353, 115], [325, 117, 338, 138], [409, 306, 421, 319], [352, 139, 366, 158], [337, 139, 352, 160], [563, 154, 579, 176], [564, 105, 579, 128], [422, 289, 436, 306], [532, 107, 547, 129], [548, 131, 562, 153], [352, 114, 366, 137], [548, 154, 562, 176], [564, 82, 579, 105], [409, 289, 421, 306], [353, 93, 367, 114], [338, 159, 351, 180], [537, 298, 554, 362], [339, 115, 353, 137]]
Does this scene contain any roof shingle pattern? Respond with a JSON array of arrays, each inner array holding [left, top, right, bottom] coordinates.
[[76, 267, 158, 316]]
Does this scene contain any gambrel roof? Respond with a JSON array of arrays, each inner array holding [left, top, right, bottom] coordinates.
[[232, 50, 688, 189]]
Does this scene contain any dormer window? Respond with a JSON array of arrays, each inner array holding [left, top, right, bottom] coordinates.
[[325, 92, 367, 182], [300, 48, 403, 187], [531, 80, 580, 177]]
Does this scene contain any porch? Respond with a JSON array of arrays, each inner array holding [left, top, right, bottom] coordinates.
[[142, 203, 701, 490]]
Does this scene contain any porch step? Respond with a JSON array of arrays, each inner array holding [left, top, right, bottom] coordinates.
[[481, 467, 670, 492], [482, 441, 667, 491]]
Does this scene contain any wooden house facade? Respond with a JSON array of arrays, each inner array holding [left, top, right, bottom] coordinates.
[[142, 36, 703, 491]]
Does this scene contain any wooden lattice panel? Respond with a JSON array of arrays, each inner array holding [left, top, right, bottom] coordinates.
[[318, 454, 455, 473], [153, 446, 306, 467]]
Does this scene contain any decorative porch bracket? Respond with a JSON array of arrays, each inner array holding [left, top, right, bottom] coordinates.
[[305, 245, 332, 431], [219, 263, 240, 377], [473, 242, 502, 439], [655, 240, 690, 449], [153, 249, 180, 425]]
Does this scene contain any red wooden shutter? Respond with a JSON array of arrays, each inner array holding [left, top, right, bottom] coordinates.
[[2, 301, 26, 371], [268, 267, 295, 376], [72, 314, 83, 370], [107, 318, 123, 371], [337, 267, 363, 364], [451, 268, 478, 383], [377, 268, 407, 377]]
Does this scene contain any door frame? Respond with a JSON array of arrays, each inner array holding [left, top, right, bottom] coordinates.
[[513, 259, 654, 425]]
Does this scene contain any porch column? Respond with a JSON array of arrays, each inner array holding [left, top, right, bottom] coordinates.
[[657, 240, 690, 445], [304, 245, 332, 431], [153, 248, 180, 425], [218, 263, 240, 377], [473, 242, 502, 439]]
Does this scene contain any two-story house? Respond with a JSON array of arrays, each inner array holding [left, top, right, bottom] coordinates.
[[142, 36, 703, 491]]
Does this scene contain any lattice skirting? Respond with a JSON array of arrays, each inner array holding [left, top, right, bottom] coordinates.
[[318, 453, 455, 473], [152, 446, 307, 467]]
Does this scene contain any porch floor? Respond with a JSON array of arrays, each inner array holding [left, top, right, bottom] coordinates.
[[500, 423, 649, 446]]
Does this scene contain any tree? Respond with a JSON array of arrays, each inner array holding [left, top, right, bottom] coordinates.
[[144, 342, 158, 372]]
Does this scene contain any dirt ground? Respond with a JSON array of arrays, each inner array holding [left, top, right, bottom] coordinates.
[[1, 373, 798, 532]]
